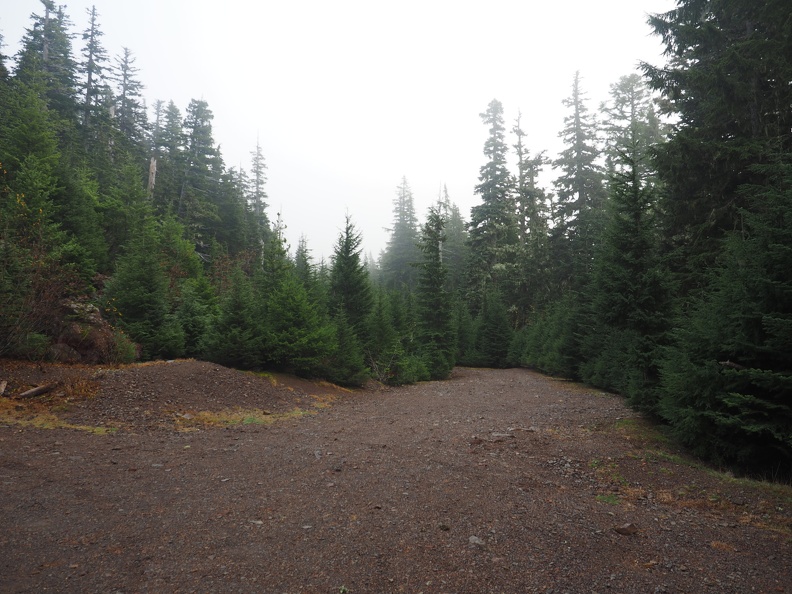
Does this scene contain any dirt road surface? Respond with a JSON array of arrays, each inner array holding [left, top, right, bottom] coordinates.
[[1, 360, 790, 593]]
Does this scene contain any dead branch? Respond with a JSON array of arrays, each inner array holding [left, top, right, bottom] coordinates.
[[16, 383, 60, 399]]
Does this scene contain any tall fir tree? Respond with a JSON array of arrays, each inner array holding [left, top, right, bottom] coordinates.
[[0, 32, 9, 81], [380, 176, 420, 290], [112, 47, 147, 147], [202, 265, 261, 369], [263, 270, 335, 377], [294, 235, 328, 314], [435, 185, 469, 296], [249, 137, 270, 238], [329, 215, 373, 343], [415, 207, 455, 379], [467, 99, 518, 308], [79, 6, 109, 133], [150, 100, 185, 211], [645, 0, 792, 471], [512, 112, 551, 320], [551, 71, 605, 290], [179, 98, 221, 238], [15, 1, 79, 123], [643, 0, 792, 292], [12, 6, 110, 277], [580, 74, 668, 409], [474, 290, 513, 369], [0, 81, 80, 357], [102, 222, 184, 359]]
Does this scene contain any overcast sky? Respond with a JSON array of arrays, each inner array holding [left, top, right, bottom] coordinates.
[[2, 0, 675, 260]]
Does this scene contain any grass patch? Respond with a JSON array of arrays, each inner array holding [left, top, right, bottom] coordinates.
[[590, 458, 629, 487], [596, 493, 620, 505], [175, 407, 315, 429], [316, 380, 352, 393], [0, 375, 116, 434], [0, 397, 117, 434], [249, 371, 279, 386], [310, 393, 340, 409], [613, 417, 671, 445]]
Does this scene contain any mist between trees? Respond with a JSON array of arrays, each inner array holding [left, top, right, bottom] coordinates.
[[1, 0, 790, 477]]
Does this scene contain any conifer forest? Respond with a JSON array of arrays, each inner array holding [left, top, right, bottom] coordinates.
[[1, 1, 790, 475]]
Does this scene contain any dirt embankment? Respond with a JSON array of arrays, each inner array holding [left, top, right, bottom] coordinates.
[[1, 360, 790, 593]]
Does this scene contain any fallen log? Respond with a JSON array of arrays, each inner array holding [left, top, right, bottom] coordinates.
[[16, 383, 59, 399]]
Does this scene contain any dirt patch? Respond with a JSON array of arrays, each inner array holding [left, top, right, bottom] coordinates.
[[1, 360, 790, 593]]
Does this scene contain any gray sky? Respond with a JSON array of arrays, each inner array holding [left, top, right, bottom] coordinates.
[[1, 0, 675, 260]]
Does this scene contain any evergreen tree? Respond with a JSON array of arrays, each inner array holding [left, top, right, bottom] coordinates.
[[578, 73, 668, 408], [435, 185, 468, 296], [467, 99, 518, 307], [0, 32, 9, 81], [100, 157, 151, 260], [78, 6, 109, 133], [600, 74, 664, 182], [645, 0, 792, 471], [259, 214, 292, 297], [521, 290, 584, 378], [453, 298, 476, 365], [179, 98, 221, 237], [158, 215, 203, 303], [326, 311, 369, 387], [249, 137, 270, 237], [293, 236, 315, 288], [15, 1, 79, 122], [380, 176, 420, 290], [264, 271, 335, 377], [551, 71, 605, 290], [329, 215, 373, 340], [643, 0, 792, 292], [512, 112, 551, 320], [294, 235, 328, 313], [0, 81, 80, 357], [52, 163, 109, 276], [512, 112, 550, 246], [150, 100, 185, 211], [202, 265, 261, 369], [415, 207, 455, 379], [103, 223, 184, 359], [214, 167, 252, 255], [364, 287, 400, 381], [474, 290, 513, 369], [112, 47, 147, 146], [176, 275, 217, 358]]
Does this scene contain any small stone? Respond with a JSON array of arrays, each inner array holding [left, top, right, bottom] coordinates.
[[614, 523, 639, 536], [469, 535, 485, 546]]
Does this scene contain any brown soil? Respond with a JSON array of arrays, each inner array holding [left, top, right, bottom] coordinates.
[[1, 359, 790, 593]]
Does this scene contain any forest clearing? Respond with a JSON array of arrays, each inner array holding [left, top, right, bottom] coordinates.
[[1, 360, 790, 593]]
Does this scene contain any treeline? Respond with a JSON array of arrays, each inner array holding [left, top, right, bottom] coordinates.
[[0, 2, 464, 387], [1, 1, 790, 474]]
